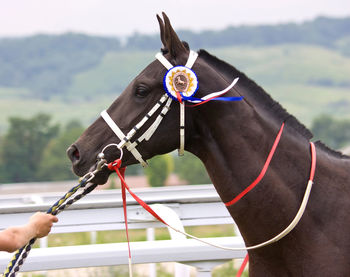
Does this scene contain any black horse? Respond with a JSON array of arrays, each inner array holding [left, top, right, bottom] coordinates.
[[67, 13, 350, 276]]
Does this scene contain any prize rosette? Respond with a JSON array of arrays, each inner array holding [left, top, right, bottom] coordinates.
[[163, 66, 198, 101]]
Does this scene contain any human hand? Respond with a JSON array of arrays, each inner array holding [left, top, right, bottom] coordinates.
[[28, 212, 58, 238]]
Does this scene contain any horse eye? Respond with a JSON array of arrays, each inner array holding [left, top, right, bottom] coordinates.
[[135, 85, 150, 98]]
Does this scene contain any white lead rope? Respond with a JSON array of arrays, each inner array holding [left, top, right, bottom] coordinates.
[[157, 180, 313, 251]]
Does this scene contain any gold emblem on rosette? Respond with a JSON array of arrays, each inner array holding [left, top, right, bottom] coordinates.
[[169, 69, 195, 96]]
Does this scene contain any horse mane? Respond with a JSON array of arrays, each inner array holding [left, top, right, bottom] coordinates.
[[314, 141, 349, 159], [198, 49, 349, 159]]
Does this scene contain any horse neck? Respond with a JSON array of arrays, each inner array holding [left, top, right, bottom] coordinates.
[[187, 96, 313, 245]]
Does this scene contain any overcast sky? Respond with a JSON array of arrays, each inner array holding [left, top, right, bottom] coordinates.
[[0, 0, 349, 38]]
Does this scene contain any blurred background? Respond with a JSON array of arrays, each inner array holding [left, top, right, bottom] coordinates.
[[0, 0, 350, 186], [0, 0, 349, 186], [0, 1, 349, 276]]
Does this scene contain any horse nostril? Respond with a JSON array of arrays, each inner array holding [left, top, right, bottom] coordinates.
[[73, 149, 80, 159], [67, 145, 80, 163]]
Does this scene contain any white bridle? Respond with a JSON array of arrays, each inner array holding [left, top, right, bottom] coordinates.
[[100, 50, 239, 166], [100, 94, 172, 167]]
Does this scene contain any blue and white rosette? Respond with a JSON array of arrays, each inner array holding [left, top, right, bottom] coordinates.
[[163, 65, 242, 104], [163, 66, 198, 101]]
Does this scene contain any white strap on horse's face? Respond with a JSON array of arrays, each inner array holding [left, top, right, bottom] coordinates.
[[100, 50, 198, 166], [155, 50, 198, 69]]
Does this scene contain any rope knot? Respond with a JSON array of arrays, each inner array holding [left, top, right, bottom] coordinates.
[[107, 159, 122, 171]]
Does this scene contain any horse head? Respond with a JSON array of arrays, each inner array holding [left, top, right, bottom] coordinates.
[[67, 13, 244, 184]]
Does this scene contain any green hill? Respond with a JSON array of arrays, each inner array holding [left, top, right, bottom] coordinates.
[[211, 45, 350, 125], [0, 16, 349, 99], [67, 51, 155, 99], [0, 16, 349, 133], [1, 44, 349, 133]]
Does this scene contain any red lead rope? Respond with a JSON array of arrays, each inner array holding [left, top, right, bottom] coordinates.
[[225, 123, 285, 277], [225, 122, 285, 207], [109, 159, 251, 277], [107, 161, 132, 259], [107, 160, 170, 264]]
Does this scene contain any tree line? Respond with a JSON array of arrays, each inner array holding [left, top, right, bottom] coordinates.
[[0, 114, 83, 183], [0, 16, 349, 99], [0, 113, 349, 185], [0, 113, 212, 185]]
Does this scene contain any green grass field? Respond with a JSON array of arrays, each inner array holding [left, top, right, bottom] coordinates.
[[267, 84, 350, 125], [0, 91, 116, 134]]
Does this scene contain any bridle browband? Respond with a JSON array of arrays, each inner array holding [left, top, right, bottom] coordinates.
[[100, 50, 240, 166]]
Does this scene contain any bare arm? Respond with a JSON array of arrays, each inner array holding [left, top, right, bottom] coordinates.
[[0, 212, 58, 253]]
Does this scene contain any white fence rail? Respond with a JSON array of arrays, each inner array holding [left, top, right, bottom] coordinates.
[[0, 185, 246, 276]]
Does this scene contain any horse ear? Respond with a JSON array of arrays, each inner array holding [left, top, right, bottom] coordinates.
[[157, 14, 166, 48], [161, 12, 187, 58]]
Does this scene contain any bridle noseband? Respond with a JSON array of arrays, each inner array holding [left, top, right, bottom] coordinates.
[[100, 93, 171, 167]]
